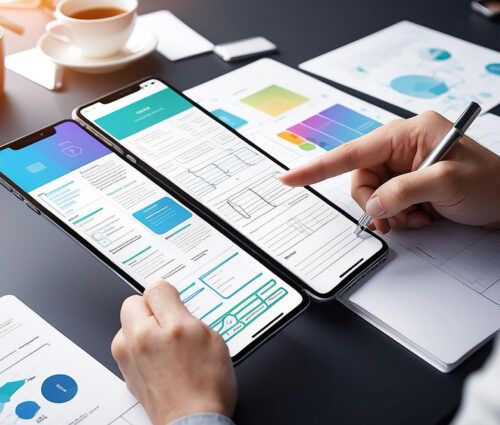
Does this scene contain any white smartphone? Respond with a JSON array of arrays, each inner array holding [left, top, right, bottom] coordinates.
[[214, 37, 277, 61]]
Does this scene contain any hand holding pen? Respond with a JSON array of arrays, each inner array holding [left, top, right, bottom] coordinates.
[[279, 104, 500, 233]]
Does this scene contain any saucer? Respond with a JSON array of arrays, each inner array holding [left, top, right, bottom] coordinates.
[[37, 26, 157, 74]]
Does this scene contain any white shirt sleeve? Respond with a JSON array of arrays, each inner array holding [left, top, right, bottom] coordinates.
[[452, 334, 500, 425], [168, 413, 236, 425]]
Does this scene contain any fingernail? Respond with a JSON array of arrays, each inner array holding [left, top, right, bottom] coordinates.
[[365, 195, 386, 218]]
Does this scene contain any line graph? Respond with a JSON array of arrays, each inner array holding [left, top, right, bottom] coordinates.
[[218, 172, 296, 221], [176, 147, 264, 196], [259, 201, 338, 255]]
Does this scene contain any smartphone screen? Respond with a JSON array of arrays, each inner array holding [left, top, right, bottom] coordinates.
[[78, 79, 386, 298], [0, 121, 306, 360]]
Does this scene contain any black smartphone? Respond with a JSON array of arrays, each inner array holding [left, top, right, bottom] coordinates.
[[0, 120, 309, 364], [74, 77, 388, 300]]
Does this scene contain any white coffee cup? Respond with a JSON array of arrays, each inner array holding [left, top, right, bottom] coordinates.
[[46, 0, 138, 59]]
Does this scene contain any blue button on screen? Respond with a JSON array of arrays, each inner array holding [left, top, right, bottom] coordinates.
[[133, 197, 192, 235]]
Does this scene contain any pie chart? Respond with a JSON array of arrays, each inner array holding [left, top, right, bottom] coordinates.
[[390, 75, 449, 99], [41, 374, 78, 404], [419, 47, 451, 61], [15, 401, 40, 420], [485, 63, 500, 76]]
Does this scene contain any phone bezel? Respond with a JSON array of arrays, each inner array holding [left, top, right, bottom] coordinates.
[[74, 77, 389, 300], [0, 119, 310, 365]]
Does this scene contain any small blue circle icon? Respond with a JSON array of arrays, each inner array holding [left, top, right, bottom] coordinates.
[[41, 374, 78, 404], [15, 401, 40, 419], [485, 63, 500, 76]]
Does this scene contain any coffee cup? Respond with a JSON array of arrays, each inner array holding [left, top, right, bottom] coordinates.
[[46, 0, 138, 59]]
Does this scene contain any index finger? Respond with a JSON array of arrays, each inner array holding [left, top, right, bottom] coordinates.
[[278, 123, 395, 187], [143, 281, 193, 327]]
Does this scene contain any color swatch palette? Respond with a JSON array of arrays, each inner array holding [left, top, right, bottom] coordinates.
[[278, 104, 382, 151], [241, 85, 308, 117]]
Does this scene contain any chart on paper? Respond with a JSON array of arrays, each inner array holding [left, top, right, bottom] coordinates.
[[300, 21, 500, 119], [0, 296, 152, 425]]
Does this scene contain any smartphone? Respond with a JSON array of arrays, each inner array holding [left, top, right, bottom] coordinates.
[[0, 120, 309, 363], [74, 77, 388, 300]]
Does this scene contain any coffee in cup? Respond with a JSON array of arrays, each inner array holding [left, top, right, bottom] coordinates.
[[46, 0, 138, 59]]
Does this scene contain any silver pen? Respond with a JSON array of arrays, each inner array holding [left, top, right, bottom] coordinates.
[[354, 101, 482, 236]]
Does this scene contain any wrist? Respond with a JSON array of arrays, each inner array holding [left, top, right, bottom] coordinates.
[[166, 412, 235, 425], [157, 400, 231, 425]]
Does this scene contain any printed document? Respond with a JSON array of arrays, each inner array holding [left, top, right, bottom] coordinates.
[[299, 21, 500, 120], [0, 295, 151, 425]]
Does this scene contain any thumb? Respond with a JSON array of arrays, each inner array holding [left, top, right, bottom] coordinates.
[[364, 163, 456, 219], [144, 281, 192, 327]]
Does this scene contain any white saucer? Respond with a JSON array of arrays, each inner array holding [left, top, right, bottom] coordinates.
[[37, 26, 157, 74]]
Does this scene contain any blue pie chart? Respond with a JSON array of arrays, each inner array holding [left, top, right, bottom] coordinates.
[[485, 63, 500, 76], [15, 401, 40, 419], [41, 374, 78, 404], [419, 47, 451, 61], [390, 75, 449, 99]]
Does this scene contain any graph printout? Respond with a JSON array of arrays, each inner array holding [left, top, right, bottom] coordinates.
[[300, 21, 500, 119], [0, 295, 152, 425]]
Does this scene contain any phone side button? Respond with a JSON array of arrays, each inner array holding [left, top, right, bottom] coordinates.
[[126, 154, 137, 164], [26, 202, 41, 215], [0, 180, 12, 192], [13, 191, 24, 201]]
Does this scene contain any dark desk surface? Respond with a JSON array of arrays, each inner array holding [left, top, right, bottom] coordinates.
[[1, 1, 498, 424]]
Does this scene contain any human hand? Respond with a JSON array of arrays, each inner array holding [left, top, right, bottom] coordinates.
[[112, 281, 237, 425], [280, 111, 500, 233]]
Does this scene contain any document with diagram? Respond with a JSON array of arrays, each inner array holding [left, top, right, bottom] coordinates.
[[0, 295, 152, 425], [299, 21, 500, 120], [185, 58, 500, 371]]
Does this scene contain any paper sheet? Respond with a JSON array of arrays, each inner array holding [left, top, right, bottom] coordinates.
[[138, 10, 213, 61], [0, 295, 152, 425], [299, 21, 500, 120], [5, 48, 63, 91], [185, 59, 500, 371]]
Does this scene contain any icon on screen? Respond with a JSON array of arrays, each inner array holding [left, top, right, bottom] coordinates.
[[62, 146, 83, 157], [26, 162, 47, 174], [59, 140, 83, 157]]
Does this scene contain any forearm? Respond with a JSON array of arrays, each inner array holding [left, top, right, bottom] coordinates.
[[169, 413, 236, 425]]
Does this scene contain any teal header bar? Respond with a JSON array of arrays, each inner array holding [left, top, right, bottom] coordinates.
[[95, 88, 193, 140]]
